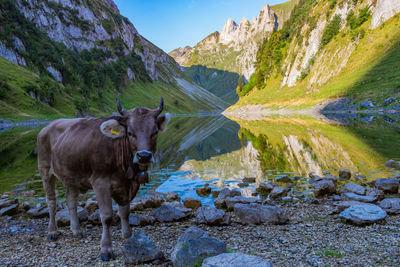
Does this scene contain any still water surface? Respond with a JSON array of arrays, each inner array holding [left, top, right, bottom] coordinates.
[[1, 114, 399, 202]]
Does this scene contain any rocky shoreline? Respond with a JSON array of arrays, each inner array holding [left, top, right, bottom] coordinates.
[[1, 160, 400, 266]]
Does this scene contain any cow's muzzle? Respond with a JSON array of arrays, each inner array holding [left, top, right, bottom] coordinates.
[[133, 150, 154, 165]]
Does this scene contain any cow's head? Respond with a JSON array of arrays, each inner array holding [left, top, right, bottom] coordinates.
[[100, 96, 168, 182]]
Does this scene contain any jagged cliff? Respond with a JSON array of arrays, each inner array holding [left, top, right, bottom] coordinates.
[[0, 0, 227, 119]]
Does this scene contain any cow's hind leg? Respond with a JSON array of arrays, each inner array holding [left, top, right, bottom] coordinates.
[[118, 204, 131, 239], [92, 180, 115, 261], [40, 167, 58, 240], [66, 187, 83, 237]]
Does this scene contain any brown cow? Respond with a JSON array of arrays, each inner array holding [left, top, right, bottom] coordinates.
[[37, 97, 168, 261]]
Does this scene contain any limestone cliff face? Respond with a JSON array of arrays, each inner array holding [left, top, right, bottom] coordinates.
[[371, 0, 400, 29], [170, 4, 282, 80], [1, 0, 181, 82]]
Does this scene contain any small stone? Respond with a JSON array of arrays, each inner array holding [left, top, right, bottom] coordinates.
[[375, 178, 399, 193], [242, 177, 256, 183], [342, 192, 377, 203], [123, 230, 165, 264], [269, 186, 290, 199], [202, 252, 272, 267], [339, 170, 351, 180], [341, 183, 366, 195], [195, 206, 230, 225], [339, 204, 387, 225], [313, 180, 336, 197], [275, 175, 291, 183], [234, 203, 288, 225], [85, 199, 98, 214], [164, 192, 180, 202], [256, 182, 277, 197], [196, 186, 211, 197], [385, 159, 399, 169], [171, 226, 226, 267], [153, 205, 186, 222], [366, 188, 385, 201], [0, 204, 19, 216], [129, 214, 156, 226], [183, 198, 201, 210], [379, 198, 400, 214]]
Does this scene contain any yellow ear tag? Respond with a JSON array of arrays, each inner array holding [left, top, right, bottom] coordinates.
[[111, 129, 119, 136]]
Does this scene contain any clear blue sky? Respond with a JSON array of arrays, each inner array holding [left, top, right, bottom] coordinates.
[[114, 0, 287, 53]]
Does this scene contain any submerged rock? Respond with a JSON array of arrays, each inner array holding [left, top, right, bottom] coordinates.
[[242, 177, 256, 183], [183, 198, 201, 210], [195, 205, 230, 226], [196, 186, 212, 197], [123, 230, 164, 265], [339, 204, 387, 225], [234, 203, 288, 225], [164, 192, 180, 202], [275, 175, 291, 183], [171, 226, 226, 267], [202, 252, 273, 267]]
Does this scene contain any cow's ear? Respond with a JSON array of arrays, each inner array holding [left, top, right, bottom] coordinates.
[[100, 119, 126, 138], [157, 113, 170, 132]]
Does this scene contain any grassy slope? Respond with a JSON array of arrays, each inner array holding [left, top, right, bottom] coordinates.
[[272, 0, 300, 29], [230, 10, 400, 109], [0, 56, 214, 122]]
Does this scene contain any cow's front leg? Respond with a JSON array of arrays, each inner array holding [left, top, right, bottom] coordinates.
[[66, 187, 82, 237], [92, 181, 115, 261], [118, 204, 131, 239]]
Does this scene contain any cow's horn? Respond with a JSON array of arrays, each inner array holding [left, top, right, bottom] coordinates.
[[117, 94, 125, 115], [154, 97, 163, 116]]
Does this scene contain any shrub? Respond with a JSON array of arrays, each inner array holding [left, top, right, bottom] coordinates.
[[320, 15, 342, 48]]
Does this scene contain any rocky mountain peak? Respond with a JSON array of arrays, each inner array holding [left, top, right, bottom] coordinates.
[[101, 0, 119, 14], [220, 18, 239, 45]]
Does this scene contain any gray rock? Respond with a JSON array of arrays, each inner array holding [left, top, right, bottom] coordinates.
[[275, 175, 291, 183], [142, 191, 165, 208], [123, 230, 164, 264], [339, 204, 387, 225], [27, 205, 49, 218], [21, 201, 31, 211], [313, 179, 336, 197], [0, 204, 19, 216], [234, 203, 288, 225], [162, 201, 192, 215], [269, 186, 290, 199], [129, 214, 156, 226], [164, 192, 180, 202], [153, 205, 186, 222], [88, 209, 102, 225], [360, 100, 374, 109], [195, 206, 230, 226], [56, 207, 89, 226], [383, 97, 396, 106], [339, 170, 351, 180], [379, 198, 400, 214], [202, 252, 272, 267], [256, 182, 277, 197], [323, 174, 338, 184], [214, 189, 241, 209], [385, 159, 399, 169], [224, 196, 259, 211], [341, 183, 366, 195], [172, 226, 226, 267], [366, 188, 385, 201], [342, 192, 377, 203], [375, 178, 399, 193], [331, 201, 365, 214], [0, 198, 18, 209]]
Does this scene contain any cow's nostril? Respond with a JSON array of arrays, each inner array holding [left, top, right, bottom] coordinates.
[[136, 151, 153, 163]]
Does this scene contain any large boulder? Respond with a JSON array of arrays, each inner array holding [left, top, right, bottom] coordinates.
[[339, 204, 387, 225], [202, 252, 272, 267], [123, 231, 164, 265], [374, 178, 399, 193], [171, 226, 226, 267], [224, 196, 259, 211], [341, 183, 366, 195], [153, 205, 186, 222], [234, 203, 288, 225], [129, 214, 156, 226], [379, 198, 400, 214], [331, 201, 366, 214], [56, 207, 89, 226], [313, 180, 336, 197], [195, 206, 230, 226]]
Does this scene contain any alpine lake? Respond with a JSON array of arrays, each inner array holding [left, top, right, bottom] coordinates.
[[1, 112, 400, 204]]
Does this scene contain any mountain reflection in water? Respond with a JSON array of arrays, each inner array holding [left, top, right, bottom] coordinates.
[[0, 114, 399, 198]]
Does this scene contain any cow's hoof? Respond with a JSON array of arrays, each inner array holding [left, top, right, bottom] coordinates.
[[101, 252, 115, 261]]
